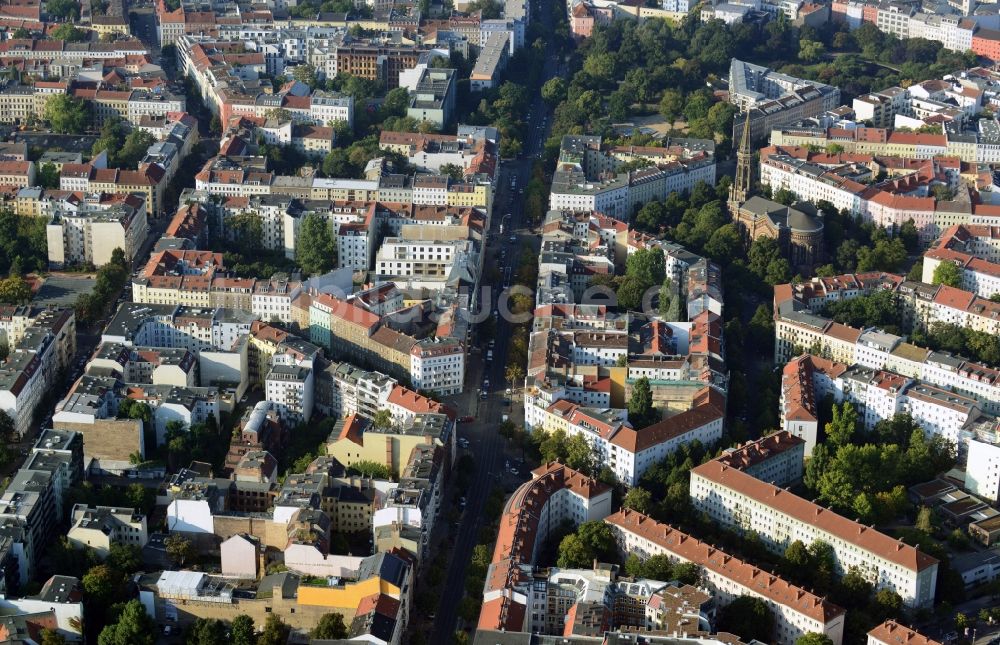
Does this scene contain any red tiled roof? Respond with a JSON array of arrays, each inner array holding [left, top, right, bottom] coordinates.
[[690, 461, 939, 572], [868, 621, 942, 645], [606, 509, 845, 624]]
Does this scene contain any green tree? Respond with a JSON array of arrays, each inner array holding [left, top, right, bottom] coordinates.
[[636, 201, 668, 233], [704, 223, 743, 263], [932, 261, 962, 288], [296, 212, 336, 275], [825, 402, 858, 448], [835, 567, 873, 607], [37, 163, 60, 189], [348, 460, 391, 479], [873, 588, 903, 620], [783, 540, 810, 573], [706, 101, 736, 136], [540, 429, 568, 463], [541, 77, 567, 106], [379, 87, 410, 120], [97, 600, 155, 645], [797, 633, 834, 645], [40, 629, 67, 645], [774, 188, 796, 205], [291, 63, 318, 89], [623, 487, 653, 514], [107, 543, 142, 573], [257, 614, 289, 645], [439, 163, 465, 181], [44, 94, 90, 134], [115, 129, 157, 168], [50, 23, 87, 41], [0, 276, 31, 303], [718, 595, 774, 642], [628, 377, 656, 429], [616, 276, 646, 311], [683, 92, 712, 122], [372, 409, 393, 430], [82, 564, 122, 606], [230, 615, 256, 645], [0, 409, 10, 444], [311, 613, 348, 639], [674, 562, 701, 585], [565, 433, 594, 474], [187, 618, 227, 645], [915, 506, 934, 533], [557, 521, 616, 568], [899, 219, 919, 253], [659, 89, 685, 123], [46, 0, 81, 19], [164, 533, 195, 567], [798, 39, 825, 62]]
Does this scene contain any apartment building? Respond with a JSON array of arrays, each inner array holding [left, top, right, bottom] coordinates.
[[326, 411, 454, 479], [479, 462, 613, 633], [373, 443, 444, 563], [471, 31, 509, 91], [605, 509, 846, 645], [378, 127, 499, 175], [526, 387, 726, 486], [45, 193, 149, 268], [775, 275, 1000, 415], [689, 460, 938, 608], [406, 68, 456, 128], [67, 505, 148, 557], [143, 551, 411, 636], [780, 354, 848, 454], [729, 59, 841, 144], [549, 135, 716, 220], [758, 145, 959, 243], [715, 431, 806, 487], [264, 351, 315, 425], [59, 163, 167, 217], [332, 41, 423, 88], [374, 237, 478, 291], [0, 429, 83, 591], [0, 309, 76, 438], [868, 621, 943, 645], [923, 224, 1000, 298]]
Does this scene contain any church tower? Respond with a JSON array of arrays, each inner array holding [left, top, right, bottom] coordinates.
[[729, 113, 753, 208]]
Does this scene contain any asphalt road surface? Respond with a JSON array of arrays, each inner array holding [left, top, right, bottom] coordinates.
[[427, 4, 561, 643]]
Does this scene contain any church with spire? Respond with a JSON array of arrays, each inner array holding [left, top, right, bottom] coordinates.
[[728, 112, 753, 209], [728, 113, 825, 273]]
